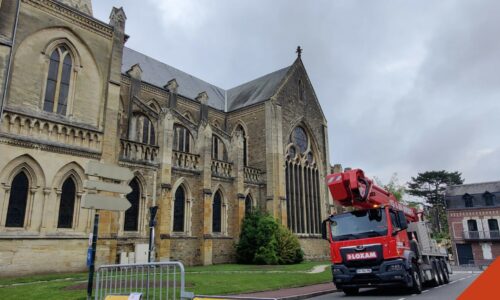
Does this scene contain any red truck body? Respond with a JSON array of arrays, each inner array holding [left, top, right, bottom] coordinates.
[[322, 169, 450, 296]]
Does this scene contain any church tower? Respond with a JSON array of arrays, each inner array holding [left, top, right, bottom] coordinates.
[[57, 0, 93, 15]]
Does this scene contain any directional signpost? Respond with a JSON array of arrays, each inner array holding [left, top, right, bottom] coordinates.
[[82, 161, 134, 300]]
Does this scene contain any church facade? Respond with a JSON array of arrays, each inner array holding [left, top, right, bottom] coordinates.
[[0, 0, 331, 275]]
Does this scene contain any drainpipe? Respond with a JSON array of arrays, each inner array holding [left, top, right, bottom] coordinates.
[[0, 0, 21, 122]]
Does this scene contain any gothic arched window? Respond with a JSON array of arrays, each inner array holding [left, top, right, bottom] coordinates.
[[57, 177, 76, 228], [173, 186, 186, 232], [212, 135, 227, 161], [245, 194, 252, 216], [124, 178, 140, 231], [236, 125, 248, 166], [173, 124, 193, 153], [285, 126, 321, 234], [5, 172, 30, 227], [212, 190, 222, 233], [132, 114, 156, 145], [43, 46, 72, 115]]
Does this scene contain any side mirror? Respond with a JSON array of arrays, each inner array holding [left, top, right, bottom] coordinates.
[[398, 211, 408, 230], [321, 220, 329, 241]]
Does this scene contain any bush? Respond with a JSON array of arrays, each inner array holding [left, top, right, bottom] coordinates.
[[236, 211, 303, 265]]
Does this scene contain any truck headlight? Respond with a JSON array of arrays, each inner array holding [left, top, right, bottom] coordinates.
[[387, 264, 404, 271]]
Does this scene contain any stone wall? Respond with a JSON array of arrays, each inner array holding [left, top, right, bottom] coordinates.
[[0, 239, 88, 276], [299, 238, 330, 261], [212, 238, 235, 264]]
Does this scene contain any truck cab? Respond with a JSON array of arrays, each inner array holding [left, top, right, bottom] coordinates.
[[323, 206, 417, 294]]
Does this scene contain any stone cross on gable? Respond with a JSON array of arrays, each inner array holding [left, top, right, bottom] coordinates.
[[296, 46, 303, 58]]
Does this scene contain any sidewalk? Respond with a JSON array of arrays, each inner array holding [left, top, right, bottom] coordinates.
[[226, 283, 337, 300]]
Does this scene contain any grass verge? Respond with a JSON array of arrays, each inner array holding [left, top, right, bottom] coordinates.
[[0, 261, 331, 300]]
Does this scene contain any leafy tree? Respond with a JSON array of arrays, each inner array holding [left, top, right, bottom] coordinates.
[[236, 211, 303, 265], [407, 170, 464, 233], [375, 173, 406, 202]]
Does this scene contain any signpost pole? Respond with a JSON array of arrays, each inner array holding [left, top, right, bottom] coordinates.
[[87, 213, 99, 300]]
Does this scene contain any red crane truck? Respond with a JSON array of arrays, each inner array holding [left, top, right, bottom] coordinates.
[[321, 169, 451, 296]]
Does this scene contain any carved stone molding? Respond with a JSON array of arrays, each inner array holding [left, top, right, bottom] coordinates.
[[23, 0, 113, 39]]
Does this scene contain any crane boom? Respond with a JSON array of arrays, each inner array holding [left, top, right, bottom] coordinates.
[[326, 169, 417, 222]]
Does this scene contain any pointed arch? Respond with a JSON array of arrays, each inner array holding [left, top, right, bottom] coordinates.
[[0, 154, 45, 188], [171, 177, 193, 234], [57, 176, 77, 228], [245, 194, 253, 216], [42, 39, 80, 115], [173, 123, 194, 153], [124, 175, 143, 232], [5, 171, 30, 227], [212, 134, 228, 161], [286, 118, 322, 160], [51, 162, 85, 230], [285, 121, 322, 235], [211, 184, 228, 234], [52, 162, 85, 191], [147, 99, 161, 113], [233, 122, 249, 166], [131, 112, 156, 145], [212, 189, 223, 233]]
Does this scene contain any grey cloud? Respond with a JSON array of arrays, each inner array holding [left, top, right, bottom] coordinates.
[[92, 0, 500, 185]]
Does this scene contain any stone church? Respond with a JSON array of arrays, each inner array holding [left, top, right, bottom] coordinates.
[[0, 0, 331, 275]]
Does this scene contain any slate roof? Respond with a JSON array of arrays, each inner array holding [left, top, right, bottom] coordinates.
[[446, 181, 500, 196], [122, 47, 226, 110], [122, 47, 291, 112], [226, 66, 290, 111]]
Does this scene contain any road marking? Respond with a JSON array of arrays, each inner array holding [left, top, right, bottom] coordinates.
[[450, 280, 458, 284], [397, 298, 406, 300], [422, 290, 430, 293], [459, 278, 466, 281]]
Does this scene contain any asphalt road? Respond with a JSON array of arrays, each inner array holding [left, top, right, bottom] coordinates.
[[308, 272, 480, 300]]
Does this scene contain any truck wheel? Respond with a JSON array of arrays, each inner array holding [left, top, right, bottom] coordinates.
[[440, 260, 450, 284], [343, 288, 359, 296], [430, 261, 442, 286], [410, 262, 422, 294]]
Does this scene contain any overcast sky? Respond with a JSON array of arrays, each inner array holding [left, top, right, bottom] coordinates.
[[93, 0, 500, 186]]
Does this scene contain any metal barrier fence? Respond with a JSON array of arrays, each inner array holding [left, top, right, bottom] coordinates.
[[94, 261, 194, 300]]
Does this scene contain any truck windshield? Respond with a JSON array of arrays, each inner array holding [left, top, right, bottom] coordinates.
[[329, 208, 388, 241]]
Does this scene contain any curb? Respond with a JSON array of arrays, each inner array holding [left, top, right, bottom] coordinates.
[[195, 288, 339, 300], [275, 288, 339, 300]]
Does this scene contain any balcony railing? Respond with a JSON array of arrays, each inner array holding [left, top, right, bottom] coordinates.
[[120, 139, 159, 165], [463, 230, 500, 240], [172, 151, 200, 171], [211, 160, 232, 178], [244, 166, 262, 184]]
